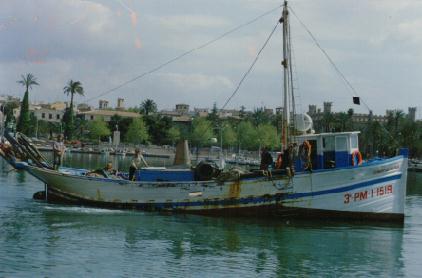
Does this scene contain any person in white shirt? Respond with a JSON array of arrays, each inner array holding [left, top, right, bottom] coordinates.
[[129, 148, 148, 181], [53, 134, 65, 170]]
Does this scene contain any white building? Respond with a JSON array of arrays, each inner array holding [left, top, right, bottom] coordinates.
[[79, 110, 141, 122], [29, 102, 68, 123], [32, 107, 65, 123]]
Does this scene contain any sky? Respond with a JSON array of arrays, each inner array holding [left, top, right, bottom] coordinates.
[[1, 0, 421, 118]]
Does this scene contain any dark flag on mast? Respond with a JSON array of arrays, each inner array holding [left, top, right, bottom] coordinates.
[[353, 97, 360, 105]]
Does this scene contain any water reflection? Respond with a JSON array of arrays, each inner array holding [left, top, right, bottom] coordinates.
[[15, 171, 27, 183], [34, 207, 406, 276], [407, 172, 422, 196]]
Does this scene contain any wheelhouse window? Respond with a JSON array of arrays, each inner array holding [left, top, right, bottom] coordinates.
[[350, 134, 358, 149], [335, 136, 348, 152], [323, 136, 335, 151]]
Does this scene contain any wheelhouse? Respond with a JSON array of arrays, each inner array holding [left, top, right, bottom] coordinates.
[[294, 131, 360, 171]]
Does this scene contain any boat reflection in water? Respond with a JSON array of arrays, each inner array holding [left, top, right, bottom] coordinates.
[[38, 207, 406, 277]]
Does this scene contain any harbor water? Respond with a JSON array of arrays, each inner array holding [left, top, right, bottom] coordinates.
[[0, 154, 421, 277]]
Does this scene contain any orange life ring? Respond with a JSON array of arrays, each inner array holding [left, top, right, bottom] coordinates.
[[352, 151, 363, 166]]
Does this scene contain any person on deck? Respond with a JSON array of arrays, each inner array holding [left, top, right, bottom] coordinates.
[[300, 140, 312, 172], [129, 148, 149, 181], [52, 134, 65, 170], [103, 162, 117, 177], [86, 162, 118, 178], [260, 147, 273, 171]]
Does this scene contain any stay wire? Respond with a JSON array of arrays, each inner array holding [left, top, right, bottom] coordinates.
[[221, 21, 280, 110], [288, 6, 399, 146], [85, 4, 283, 103], [288, 7, 371, 112]]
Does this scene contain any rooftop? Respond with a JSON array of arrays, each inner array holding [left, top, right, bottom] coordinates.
[[79, 110, 141, 118]]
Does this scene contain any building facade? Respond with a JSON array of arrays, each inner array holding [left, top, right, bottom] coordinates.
[[79, 110, 141, 122]]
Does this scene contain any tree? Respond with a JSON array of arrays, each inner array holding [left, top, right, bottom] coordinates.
[[144, 114, 173, 145], [109, 114, 122, 132], [125, 117, 149, 144], [361, 120, 390, 157], [108, 114, 132, 139], [207, 102, 220, 129], [88, 119, 110, 142], [16, 73, 39, 134], [239, 105, 246, 119], [222, 123, 236, 149], [272, 112, 283, 134], [63, 80, 84, 140], [236, 121, 258, 150], [399, 118, 420, 157], [250, 107, 271, 126], [74, 117, 88, 139], [385, 110, 404, 137], [167, 126, 181, 146], [127, 106, 141, 113], [36, 120, 52, 138], [256, 124, 278, 149], [347, 108, 354, 131], [3, 101, 19, 129], [321, 112, 335, 132], [333, 112, 349, 132], [190, 117, 214, 149], [28, 112, 37, 137], [140, 99, 157, 115], [393, 110, 405, 137]]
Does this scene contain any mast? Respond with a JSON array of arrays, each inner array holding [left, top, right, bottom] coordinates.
[[281, 1, 290, 151]]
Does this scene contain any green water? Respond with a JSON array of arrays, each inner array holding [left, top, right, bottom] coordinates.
[[1, 154, 421, 277]]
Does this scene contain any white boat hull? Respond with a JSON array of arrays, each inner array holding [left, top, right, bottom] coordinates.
[[28, 156, 407, 221]]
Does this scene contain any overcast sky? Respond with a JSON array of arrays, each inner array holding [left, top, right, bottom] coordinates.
[[1, 0, 421, 118]]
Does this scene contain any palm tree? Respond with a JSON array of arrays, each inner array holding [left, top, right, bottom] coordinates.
[[334, 112, 349, 131], [140, 99, 157, 115], [347, 108, 354, 130], [321, 112, 335, 132], [16, 73, 39, 134], [251, 107, 270, 126], [17, 73, 39, 93], [393, 110, 404, 137], [63, 80, 84, 112], [63, 80, 84, 139]]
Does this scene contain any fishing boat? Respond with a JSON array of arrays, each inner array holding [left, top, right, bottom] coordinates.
[[3, 2, 409, 221]]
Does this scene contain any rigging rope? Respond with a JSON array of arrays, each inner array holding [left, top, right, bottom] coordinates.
[[288, 6, 399, 146], [288, 7, 371, 112], [84, 4, 283, 103], [221, 21, 279, 110]]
